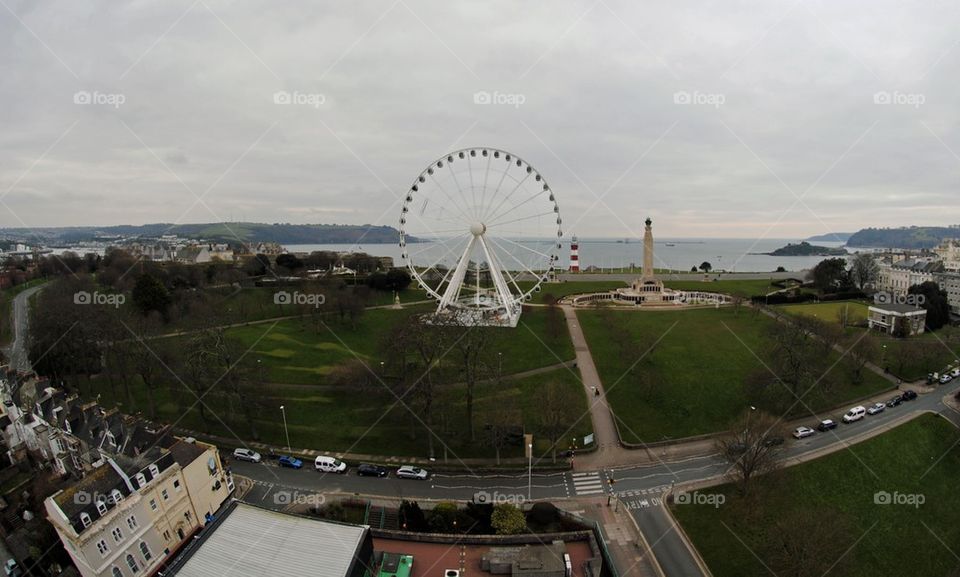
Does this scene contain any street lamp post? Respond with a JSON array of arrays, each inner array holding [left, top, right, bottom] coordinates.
[[498, 352, 502, 383], [525, 434, 533, 501], [280, 405, 291, 452]]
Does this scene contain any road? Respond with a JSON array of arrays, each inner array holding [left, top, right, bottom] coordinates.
[[3, 284, 44, 372], [227, 379, 960, 576]]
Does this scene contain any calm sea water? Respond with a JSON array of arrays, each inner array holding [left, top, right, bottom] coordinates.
[[287, 238, 848, 273]]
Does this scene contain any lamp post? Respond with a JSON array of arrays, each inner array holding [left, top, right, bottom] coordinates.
[[525, 434, 533, 501], [280, 405, 291, 452], [498, 352, 503, 383]]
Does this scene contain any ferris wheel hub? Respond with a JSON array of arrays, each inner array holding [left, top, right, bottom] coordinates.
[[470, 222, 487, 236]]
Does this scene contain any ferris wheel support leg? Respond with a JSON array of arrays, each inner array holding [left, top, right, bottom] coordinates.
[[477, 234, 519, 325], [438, 235, 476, 312]]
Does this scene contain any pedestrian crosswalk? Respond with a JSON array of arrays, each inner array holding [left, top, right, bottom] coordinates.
[[570, 472, 605, 495]]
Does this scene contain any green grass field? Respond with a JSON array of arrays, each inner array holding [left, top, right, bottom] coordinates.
[[577, 307, 892, 441], [779, 301, 872, 325], [674, 414, 960, 577]]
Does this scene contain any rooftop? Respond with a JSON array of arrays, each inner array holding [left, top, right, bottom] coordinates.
[[869, 303, 927, 314]]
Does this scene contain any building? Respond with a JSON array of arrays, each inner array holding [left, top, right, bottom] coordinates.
[[44, 438, 233, 577], [877, 257, 942, 295], [569, 236, 579, 272], [163, 501, 375, 577], [868, 303, 928, 336], [934, 271, 960, 317], [934, 238, 960, 272]]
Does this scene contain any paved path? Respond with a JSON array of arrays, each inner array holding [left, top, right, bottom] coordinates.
[[558, 271, 803, 283], [3, 284, 44, 372], [561, 305, 631, 470]]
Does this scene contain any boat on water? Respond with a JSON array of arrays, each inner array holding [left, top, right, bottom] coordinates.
[[665, 243, 676, 247]]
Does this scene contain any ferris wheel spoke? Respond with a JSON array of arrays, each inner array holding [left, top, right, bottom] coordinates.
[[428, 173, 475, 225], [484, 191, 547, 230], [486, 210, 556, 230], [486, 235, 547, 282], [446, 163, 473, 221], [482, 171, 531, 224], [407, 231, 469, 259], [467, 155, 478, 220], [481, 159, 511, 222], [490, 234, 554, 260]]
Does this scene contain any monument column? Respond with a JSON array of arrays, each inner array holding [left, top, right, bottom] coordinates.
[[643, 217, 654, 278]]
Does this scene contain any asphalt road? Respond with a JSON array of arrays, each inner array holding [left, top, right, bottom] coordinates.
[[228, 380, 960, 576], [4, 284, 43, 372]]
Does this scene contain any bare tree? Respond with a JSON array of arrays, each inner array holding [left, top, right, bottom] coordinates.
[[434, 315, 494, 441], [538, 381, 580, 462], [845, 333, 878, 385], [717, 409, 785, 496], [849, 252, 880, 292]]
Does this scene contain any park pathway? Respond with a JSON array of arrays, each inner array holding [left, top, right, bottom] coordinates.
[[561, 305, 633, 470]]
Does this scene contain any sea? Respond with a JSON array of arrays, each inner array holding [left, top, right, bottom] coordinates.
[[286, 238, 850, 273]]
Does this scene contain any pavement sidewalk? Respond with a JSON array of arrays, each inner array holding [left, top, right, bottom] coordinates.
[[573, 498, 664, 577]]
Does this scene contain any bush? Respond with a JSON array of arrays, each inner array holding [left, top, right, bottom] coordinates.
[[491, 504, 527, 535]]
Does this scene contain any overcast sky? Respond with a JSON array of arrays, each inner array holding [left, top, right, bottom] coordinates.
[[1, 0, 959, 239]]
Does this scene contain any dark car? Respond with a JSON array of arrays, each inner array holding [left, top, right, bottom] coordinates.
[[817, 419, 838, 432], [357, 463, 388, 478], [762, 435, 785, 447], [277, 456, 303, 469], [886, 395, 903, 408], [901, 390, 918, 401]]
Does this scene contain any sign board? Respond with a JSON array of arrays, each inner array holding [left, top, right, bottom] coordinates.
[[584, 433, 595, 446]]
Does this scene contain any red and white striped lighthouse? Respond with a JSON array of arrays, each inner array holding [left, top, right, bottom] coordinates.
[[569, 235, 580, 272]]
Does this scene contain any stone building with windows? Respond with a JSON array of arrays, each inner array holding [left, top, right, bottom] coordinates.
[[44, 437, 233, 577], [867, 303, 928, 336]]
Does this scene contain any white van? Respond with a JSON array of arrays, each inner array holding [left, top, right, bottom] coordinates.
[[314, 456, 348, 473], [842, 406, 866, 423]]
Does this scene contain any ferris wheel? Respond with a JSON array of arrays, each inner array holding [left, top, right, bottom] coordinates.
[[399, 148, 562, 327]]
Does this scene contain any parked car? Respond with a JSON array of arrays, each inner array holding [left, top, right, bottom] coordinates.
[[314, 456, 347, 474], [817, 419, 838, 432], [842, 406, 867, 423], [232, 448, 262, 463], [867, 402, 886, 415], [793, 426, 815, 439], [901, 390, 918, 401], [357, 463, 389, 478], [396, 465, 429, 480], [762, 435, 785, 447], [952, 368, 960, 378], [278, 456, 303, 469], [4, 559, 20, 577], [940, 374, 953, 384], [886, 395, 903, 408]]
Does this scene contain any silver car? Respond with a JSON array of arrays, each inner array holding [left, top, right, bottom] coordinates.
[[232, 448, 262, 463], [396, 465, 429, 480], [867, 403, 885, 415]]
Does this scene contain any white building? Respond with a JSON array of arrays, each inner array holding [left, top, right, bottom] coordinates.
[[877, 257, 941, 295], [934, 239, 960, 272]]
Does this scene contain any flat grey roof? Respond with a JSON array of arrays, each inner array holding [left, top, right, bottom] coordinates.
[[171, 502, 368, 577], [870, 303, 926, 314]]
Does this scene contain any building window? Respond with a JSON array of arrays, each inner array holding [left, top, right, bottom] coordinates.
[[80, 513, 92, 528], [111, 489, 124, 503], [135, 473, 146, 488], [112, 527, 123, 543], [163, 530, 170, 541], [96, 499, 108, 515], [149, 499, 157, 511], [173, 479, 181, 491], [139, 541, 152, 562], [184, 511, 191, 522], [126, 554, 140, 574], [112, 568, 122, 577], [97, 539, 109, 556], [148, 464, 160, 477], [127, 515, 138, 530], [161, 489, 169, 501]]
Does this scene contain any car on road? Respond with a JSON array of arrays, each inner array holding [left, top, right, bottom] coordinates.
[[952, 368, 960, 378], [4, 559, 21, 577], [357, 463, 389, 477], [940, 374, 953, 384], [842, 406, 867, 423], [793, 426, 815, 439], [762, 435, 785, 447], [396, 465, 429, 480], [867, 402, 886, 415], [278, 456, 303, 469], [901, 390, 918, 401], [232, 448, 262, 463], [314, 456, 347, 473], [817, 419, 838, 432], [886, 395, 903, 408]]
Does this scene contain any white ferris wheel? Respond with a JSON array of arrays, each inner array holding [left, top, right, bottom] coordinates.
[[399, 148, 562, 327]]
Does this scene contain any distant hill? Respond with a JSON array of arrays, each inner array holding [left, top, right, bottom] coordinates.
[[0, 222, 408, 246], [846, 226, 960, 249], [804, 232, 854, 243], [762, 241, 848, 257]]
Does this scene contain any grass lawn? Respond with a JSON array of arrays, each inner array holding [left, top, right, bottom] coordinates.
[[577, 307, 892, 441], [674, 414, 960, 577], [878, 329, 960, 381], [663, 278, 783, 298], [779, 300, 872, 325]]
